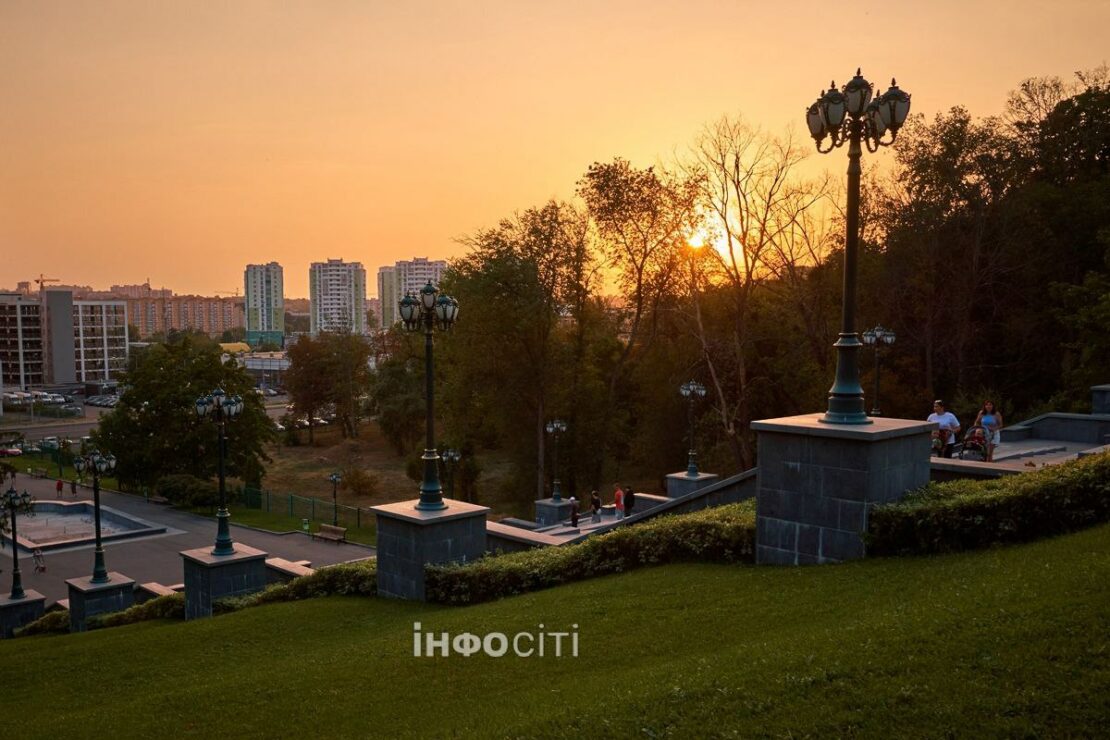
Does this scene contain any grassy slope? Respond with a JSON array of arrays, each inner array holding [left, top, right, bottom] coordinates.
[[5, 525, 1110, 739]]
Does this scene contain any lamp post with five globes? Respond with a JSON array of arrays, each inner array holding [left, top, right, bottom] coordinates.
[[680, 381, 707, 476], [3, 471, 33, 599], [862, 325, 896, 417], [194, 388, 244, 555], [72, 451, 117, 583], [805, 69, 911, 424]]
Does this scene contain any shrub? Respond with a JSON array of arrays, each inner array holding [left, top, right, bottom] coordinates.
[[89, 592, 185, 629], [15, 609, 70, 638], [425, 501, 756, 605], [867, 452, 1110, 556], [341, 467, 378, 498], [156, 474, 219, 508], [215, 560, 377, 613]]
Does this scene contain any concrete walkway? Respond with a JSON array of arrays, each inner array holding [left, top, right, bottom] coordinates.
[[0, 475, 373, 604]]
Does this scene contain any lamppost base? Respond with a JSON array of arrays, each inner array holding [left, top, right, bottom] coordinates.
[[534, 497, 574, 526], [819, 410, 874, 425], [66, 573, 135, 632], [212, 509, 235, 556], [374, 498, 489, 600], [0, 590, 45, 639]]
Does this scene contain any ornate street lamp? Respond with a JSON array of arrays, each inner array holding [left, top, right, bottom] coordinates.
[[72, 450, 117, 583], [194, 388, 244, 555], [861, 325, 896, 417], [807, 69, 911, 424], [399, 281, 459, 511], [679, 381, 707, 476], [4, 471, 33, 600], [441, 448, 461, 501], [329, 472, 342, 526], [545, 420, 567, 501]]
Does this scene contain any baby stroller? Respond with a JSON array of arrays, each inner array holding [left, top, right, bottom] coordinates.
[[958, 425, 990, 462]]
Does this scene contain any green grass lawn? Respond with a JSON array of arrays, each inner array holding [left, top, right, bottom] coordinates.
[[187, 506, 377, 545], [4, 524, 1109, 738]]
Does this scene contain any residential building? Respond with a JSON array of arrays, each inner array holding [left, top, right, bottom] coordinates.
[[128, 295, 245, 338], [110, 282, 172, 299], [377, 257, 448, 327], [366, 297, 382, 329], [244, 262, 285, 346], [309, 259, 367, 334], [0, 293, 45, 389]]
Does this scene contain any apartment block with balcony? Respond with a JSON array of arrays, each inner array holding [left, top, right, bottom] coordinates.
[[309, 259, 367, 334], [0, 293, 45, 390], [377, 257, 448, 327]]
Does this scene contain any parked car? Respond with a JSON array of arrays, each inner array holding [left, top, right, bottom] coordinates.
[[0, 448, 22, 457]]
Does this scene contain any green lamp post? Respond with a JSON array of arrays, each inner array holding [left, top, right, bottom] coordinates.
[[545, 420, 567, 501], [194, 388, 244, 555], [4, 473, 33, 600], [398, 282, 459, 511], [680, 380, 707, 476], [806, 69, 911, 424], [862, 325, 896, 416], [72, 450, 117, 583], [329, 472, 342, 526]]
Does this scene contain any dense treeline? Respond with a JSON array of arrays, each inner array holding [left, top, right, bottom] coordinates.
[[358, 69, 1110, 510]]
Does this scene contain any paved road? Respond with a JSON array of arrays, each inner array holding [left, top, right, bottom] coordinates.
[[0, 474, 373, 604]]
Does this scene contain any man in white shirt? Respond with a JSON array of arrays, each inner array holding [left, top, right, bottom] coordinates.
[[927, 399, 961, 458]]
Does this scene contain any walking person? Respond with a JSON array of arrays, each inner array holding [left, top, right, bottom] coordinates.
[[569, 496, 579, 528], [974, 400, 1005, 462], [624, 485, 636, 517], [55, 478, 64, 498], [33, 548, 47, 573], [590, 490, 602, 523], [70, 478, 78, 497], [613, 484, 624, 520], [927, 400, 961, 459]]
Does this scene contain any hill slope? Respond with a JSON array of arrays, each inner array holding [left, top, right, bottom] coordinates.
[[5, 524, 1110, 738]]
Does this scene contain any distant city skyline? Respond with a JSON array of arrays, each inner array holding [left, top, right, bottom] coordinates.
[[2, 2, 1107, 297]]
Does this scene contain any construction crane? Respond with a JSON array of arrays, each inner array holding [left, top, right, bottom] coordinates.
[[35, 273, 60, 292]]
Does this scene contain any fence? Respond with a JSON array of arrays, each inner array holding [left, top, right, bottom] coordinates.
[[234, 485, 376, 531]]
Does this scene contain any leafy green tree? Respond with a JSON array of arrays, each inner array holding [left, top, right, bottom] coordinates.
[[94, 335, 273, 490], [285, 335, 332, 443]]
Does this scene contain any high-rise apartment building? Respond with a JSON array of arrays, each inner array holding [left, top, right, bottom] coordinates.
[[377, 257, 448, 327], [0, 291, 128, 389], [109, 282, 172, 299], [309, 259, 367, 334], [244, 262, 285, 346]]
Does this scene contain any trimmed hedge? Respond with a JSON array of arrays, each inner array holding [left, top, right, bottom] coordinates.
[[425, 501, 756, 605], [867, 452, 1110, 556], [156, 474, 219, 508], [90, 592, 185, 629], [215, 560, 377, 613], [14, 609, 69, 638]]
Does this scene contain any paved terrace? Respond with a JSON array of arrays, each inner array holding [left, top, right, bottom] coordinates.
[[0, 475, 373, 604]]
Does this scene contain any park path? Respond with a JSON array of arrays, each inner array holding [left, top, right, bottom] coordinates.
[[1, 473, 373, 604]]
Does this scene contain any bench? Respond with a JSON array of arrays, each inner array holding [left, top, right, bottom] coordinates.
[[311, 524, 347, 544], [31, 467, 49, 479]]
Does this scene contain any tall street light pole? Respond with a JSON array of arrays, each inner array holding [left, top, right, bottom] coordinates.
[[72, 451, 117, 583], [680, 381, 707, 476], [806, 69, 911, 424], [399, 281, 459, 511], [4, 473, 33, 600], [545, 420, 567, 501], [442, 448, 461, 501], [195, 388, 244, 555], [861, 326, 897, 417]]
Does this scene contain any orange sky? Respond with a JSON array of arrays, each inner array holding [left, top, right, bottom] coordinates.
[[1, 1, 1107, 298]]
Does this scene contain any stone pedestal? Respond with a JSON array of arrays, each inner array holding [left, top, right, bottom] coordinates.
[[373, 499, 489, 601], [534, 497, 574, 526], [751, 414, 934, 565], [0, 591, 46, 638], [66, 573, 136, 632], [665, 471, 720, 499], [181, 544, 268, 620]]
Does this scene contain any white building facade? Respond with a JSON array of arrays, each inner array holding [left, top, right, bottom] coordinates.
[[244, 262, 285, 344], [309, 259, 367, 334]]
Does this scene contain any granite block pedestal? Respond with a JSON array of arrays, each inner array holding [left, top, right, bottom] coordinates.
[[66, 573, 136, 632], [0, 591, 45, 638], [752, 414, 934, 565], [534, 497, 574, 526], [665, 471, 720, 499], [373, 499, 489, 601], [181, 544, 268, 620]]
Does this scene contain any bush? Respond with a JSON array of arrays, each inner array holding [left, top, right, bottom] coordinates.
[[215, 560, 377, 613], [867, 452, 1110, 556], [425, 501, 756, 605], [341, 467, 378, 498], [14, 609, 70, 638], [89, 592, 185, 629], [156, 474, 219, 508]]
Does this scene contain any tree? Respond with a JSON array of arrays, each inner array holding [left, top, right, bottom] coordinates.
[[284, 335, 332, 444], [94, 335, 273, 490], [320, 331, 373, 438]]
